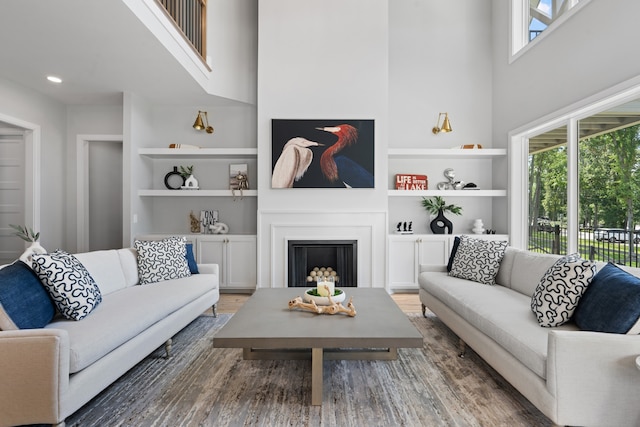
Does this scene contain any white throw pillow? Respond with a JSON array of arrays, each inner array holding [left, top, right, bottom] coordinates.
[[32, 250, 102, 321], [134, 237, 191, 285], [531, 253, 595, 327], [449, 236, 508, 285]]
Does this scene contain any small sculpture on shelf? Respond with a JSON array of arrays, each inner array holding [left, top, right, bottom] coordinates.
[[189, 211, 201, 233], [395, 221, 413, 234], [179, 165, 199, 190]]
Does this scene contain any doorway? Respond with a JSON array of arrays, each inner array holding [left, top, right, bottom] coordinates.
[[0, 116, 39, 265], [76, 135, 123, 252]]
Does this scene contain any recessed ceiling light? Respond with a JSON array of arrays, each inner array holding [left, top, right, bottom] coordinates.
[[46, 76, 62, 83]]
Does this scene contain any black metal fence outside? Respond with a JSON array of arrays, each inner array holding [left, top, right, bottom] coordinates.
[[528, 225, 640, 268]]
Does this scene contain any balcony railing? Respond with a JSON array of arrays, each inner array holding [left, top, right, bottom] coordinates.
[[157, 0, 206, 61]]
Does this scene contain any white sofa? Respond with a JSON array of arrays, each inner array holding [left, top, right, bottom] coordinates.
[[419, 247, 640, 427], [0, 247, 219, 427]]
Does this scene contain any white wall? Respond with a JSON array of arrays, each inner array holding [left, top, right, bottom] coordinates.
[[66, 104, 124, 251], [390, 0, 493, 148], [257, 0, 389, 287], [0, 78, 67, 250], [491, 0, 640, 231], [207, 0, 258, 104]]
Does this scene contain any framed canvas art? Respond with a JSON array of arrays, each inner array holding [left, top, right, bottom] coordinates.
[[271, 119, 374, 188]]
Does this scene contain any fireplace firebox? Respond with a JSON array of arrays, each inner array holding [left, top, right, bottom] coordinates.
[[287, 240, 357, 288]]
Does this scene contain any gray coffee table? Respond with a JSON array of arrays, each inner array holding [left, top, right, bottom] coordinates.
[[212, 288, 423, 405]]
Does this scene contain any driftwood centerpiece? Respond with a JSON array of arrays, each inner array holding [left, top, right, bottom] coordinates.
[[288, 286, 356, 317]]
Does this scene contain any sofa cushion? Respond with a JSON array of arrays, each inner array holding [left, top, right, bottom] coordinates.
[[117, 248, 139, 286], [134, 237, 191, 285], [0, 261, 55, 330], [420, 271, 578, 378], [446, 236, 460, 272], [530, 253, 595, 327], [449, 236, 507, 285], [46, 273, 216, 373], [74, 249, 128, 295], [574, 263, 640, 334], [32, 251, 102, 321], [186, 243, 199, 274], [507, 250, 561, 297]]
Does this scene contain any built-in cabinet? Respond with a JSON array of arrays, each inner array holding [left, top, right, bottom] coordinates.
[[388, 233, 509, 291], [136, 148, 258, 291], [197, 235, 257, 290]]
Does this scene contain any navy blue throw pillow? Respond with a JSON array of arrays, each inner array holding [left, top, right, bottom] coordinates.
[[0, 261, 55, 329], [574, 262, 640, 334], [186, 243, 199, 274], [447, 236, 461, 272]]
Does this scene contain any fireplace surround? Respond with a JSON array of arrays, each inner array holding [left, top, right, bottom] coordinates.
[[287, 240, 357, 288]]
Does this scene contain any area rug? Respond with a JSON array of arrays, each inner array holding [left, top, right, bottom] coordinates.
[[65, 313, 551, 426]]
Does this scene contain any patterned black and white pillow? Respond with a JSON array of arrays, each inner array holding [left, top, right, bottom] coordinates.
[[449, 236, 508, 285], [134, 236, 191, 285], [531, 253, 595, 327], [31, 250, 102, 321]]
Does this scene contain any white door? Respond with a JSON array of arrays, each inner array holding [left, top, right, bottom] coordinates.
[[0, 129, 25, 264]]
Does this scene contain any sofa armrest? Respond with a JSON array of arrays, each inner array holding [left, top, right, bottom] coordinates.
[[547, 330, 640, 425], [198, 263, 219, 276], [0, 328, 70, 426]]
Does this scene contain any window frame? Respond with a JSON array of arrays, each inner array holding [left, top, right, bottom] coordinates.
[[508, 77, 640, 252], [509, 0, 592, 63]]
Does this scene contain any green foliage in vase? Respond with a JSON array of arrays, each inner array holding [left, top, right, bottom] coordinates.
[[179, 165, 194, 178], [421, 196, 462, 216], [9, 224, 40, 242]]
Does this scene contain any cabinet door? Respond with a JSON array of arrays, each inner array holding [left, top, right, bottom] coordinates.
[[197, 238, 226, 284], [388, 237, 419, 290], [226, 236, 257, 289], [417, 237, 450, 266]]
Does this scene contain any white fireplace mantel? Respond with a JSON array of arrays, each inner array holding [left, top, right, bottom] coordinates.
[[258, 210, 387, 289]]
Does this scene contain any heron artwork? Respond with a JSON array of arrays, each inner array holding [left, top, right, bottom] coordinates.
[[271, 137, 324, 188], [271, 119, 375, 188]]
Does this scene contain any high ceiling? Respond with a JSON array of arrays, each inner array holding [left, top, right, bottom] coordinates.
[[0, 0, 221, 106]]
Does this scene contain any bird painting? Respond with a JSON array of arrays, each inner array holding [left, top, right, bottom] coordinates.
[[316, 124, 374, 188], [271, 137, 324, 188], [271, 119, 374, 188]]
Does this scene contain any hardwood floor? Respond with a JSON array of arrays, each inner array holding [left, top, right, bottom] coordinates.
[[217, 291, 422, 314]]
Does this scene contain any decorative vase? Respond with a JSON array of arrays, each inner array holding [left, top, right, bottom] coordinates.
[[472, 219, 485, 234], [430, 209, 453, 234], [164, 166, 185, 190], [19, 241, 47, 265], [183, 174, 199, 189]]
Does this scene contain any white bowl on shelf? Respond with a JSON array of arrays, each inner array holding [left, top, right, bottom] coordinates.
[[303, 288, 346, 306]]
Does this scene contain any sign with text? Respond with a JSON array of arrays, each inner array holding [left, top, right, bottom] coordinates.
[[395, 174, 428, 190]]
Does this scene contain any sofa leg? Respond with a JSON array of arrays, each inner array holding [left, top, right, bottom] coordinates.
[[212, 304, 218, 318], [164, 338, 172, 358], [458, 338, 467, 358], [421, 303, 427, 317]]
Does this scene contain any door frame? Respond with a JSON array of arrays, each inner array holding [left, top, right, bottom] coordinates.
[[0, 113, 40, 241], [76, 134, 123, 252]]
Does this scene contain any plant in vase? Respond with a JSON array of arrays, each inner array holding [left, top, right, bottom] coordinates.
[[179, 165, 199, 189], [10, 224, 46, 263], [421, 196, 462, 234]]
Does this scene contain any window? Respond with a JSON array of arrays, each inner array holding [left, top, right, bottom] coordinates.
[[515, 95, 640, 267], [511, 0, 589, 59]]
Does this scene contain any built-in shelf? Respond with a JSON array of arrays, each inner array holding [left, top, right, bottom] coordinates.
[[138, 189, 258, 197], [388, 148, 506, 159], [388, 189, 507, 197], [138, 148, 258, 159]]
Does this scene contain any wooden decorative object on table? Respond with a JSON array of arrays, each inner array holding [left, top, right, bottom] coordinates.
[[288, 285, 356, 317]]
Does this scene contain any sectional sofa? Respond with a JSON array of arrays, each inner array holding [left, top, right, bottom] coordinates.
[[419, 239, 640, 427], [0, 239, 219, 427]]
